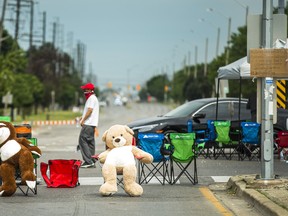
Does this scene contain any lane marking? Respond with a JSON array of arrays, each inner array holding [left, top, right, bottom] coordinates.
[[211, 176, 231, 182], [199, 187, 233, 216], [78, 177, 169, 185], [79, 177, 104, 185], [75, 176, 230, 186]]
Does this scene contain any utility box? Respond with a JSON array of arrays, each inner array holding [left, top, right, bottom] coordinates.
[[247, 14, 287, 62]]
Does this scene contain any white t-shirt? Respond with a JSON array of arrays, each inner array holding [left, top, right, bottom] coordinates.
[[82, 94, 99, 127]]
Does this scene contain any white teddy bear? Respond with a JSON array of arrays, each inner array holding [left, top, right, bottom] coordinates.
[[97, 124, 153, 196]]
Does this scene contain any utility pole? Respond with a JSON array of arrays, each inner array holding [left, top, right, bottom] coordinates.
[[261, 0, 274, 180], [76, 41, 86, 78], [0, 0, 7, 52], [194, 46, 198, 79], [225, 17, 231, 65], [278, 0, 285, 14], [29, 0, 34, 48], [204, 37, 208, 77], [52, 22, 57, 47], [187, 51, 191, 76], [216, 27, 220, 57], [14, 0, 21, 40], [233, 0, 249, 26], [6, 0, 36, 47], [67, 31, 74, 74], [42, 12, 46, 44]]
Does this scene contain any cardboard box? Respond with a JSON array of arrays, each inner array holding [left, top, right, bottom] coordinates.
[[250, 48, 288, 77]]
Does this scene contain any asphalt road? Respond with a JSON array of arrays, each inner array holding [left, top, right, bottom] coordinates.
[[1, 102, 286, 216]]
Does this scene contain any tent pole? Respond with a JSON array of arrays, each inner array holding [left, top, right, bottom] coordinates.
[[238, 77, 242, 160], [239, 77, 242, 123], [216, 78, 220, 120]]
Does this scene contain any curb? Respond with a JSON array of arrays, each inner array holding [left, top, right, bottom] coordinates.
[[227, 175, 288, 216]]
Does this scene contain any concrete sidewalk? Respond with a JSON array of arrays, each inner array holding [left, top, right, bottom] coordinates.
[[210, 174, 288, 216]]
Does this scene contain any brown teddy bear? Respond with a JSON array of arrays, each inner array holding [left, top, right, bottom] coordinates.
[[0, 121, 41, 196], [98, 124, 153, 197]]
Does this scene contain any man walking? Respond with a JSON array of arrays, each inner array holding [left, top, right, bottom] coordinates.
[[78, 82, 99, 168]]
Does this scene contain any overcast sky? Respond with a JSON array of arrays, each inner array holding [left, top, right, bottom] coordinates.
[[2, 0, 282, 91]]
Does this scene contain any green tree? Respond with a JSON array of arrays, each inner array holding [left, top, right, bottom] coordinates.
[[0, 29, 18, 56], [27, 43, 58, 108], [138, 86, 148, 102], [11, 73, 43, 119], [199, 25, 249, 99], [27, 43, 82, 109], [0, 44, 26, 99], [0, 54, 15, 95], [58, 77, 78, 110], [170, 69, 188, 103], [146, 24, 250, 103], [146, 74, 169, 102]]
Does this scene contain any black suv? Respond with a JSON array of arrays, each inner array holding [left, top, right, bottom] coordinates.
[[128, 97, 288, 137]]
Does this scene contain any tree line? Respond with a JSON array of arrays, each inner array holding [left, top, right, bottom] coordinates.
[[139, 6, 288, 104], [138, 25, 255, 104], [0, 28, 97, 119]]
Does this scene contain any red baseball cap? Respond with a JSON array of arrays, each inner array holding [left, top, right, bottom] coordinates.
[[81, 82, 95, 90]]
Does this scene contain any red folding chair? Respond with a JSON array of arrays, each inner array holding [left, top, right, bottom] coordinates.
[[275, 131, 288, 160]]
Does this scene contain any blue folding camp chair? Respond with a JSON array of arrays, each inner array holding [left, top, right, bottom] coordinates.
[[240, 122, 260, 160], [194, 120, 216, 159], [137, 133, 171, 185]]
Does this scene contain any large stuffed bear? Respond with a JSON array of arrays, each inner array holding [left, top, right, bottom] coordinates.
[[0, 121, 41, 196], [98, 124, 153, 197]]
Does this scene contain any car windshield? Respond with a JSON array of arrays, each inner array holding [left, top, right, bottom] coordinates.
[[164, 100, 207, 117]]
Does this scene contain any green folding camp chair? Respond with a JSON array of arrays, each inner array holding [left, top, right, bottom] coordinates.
[[0, 116, 11, 122], [169, 133, 198, 185], [214, 121, 231, 159], [215, 121, 231, 144], [213, 121, 240, 160]]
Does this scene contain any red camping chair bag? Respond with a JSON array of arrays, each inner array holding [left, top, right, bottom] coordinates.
[[40, 159, 82, 188]]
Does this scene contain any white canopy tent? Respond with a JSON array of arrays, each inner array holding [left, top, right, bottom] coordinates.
[[216, 57, 249, 122], [217, 56, 250, 80]]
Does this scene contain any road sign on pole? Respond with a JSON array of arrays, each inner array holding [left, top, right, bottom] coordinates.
[[1, 91, 13, 117]]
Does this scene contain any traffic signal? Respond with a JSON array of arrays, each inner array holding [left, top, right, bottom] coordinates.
[[136, 84, 141, 91]]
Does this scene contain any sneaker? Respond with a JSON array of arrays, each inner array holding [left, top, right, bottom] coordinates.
[[80, 162, 95, 168]]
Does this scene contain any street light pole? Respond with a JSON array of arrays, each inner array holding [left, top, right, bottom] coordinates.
[[199, 18, 220, 57], [206, 8, 231, 64], [204, 37, 208, 77], [194, 45, 198, 79], [225, 17, 231, 65], [232, 0, 249, 25], [216, 27, 220, 57], [181, 39, 198, 78], [261, 0, 274, 180]]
